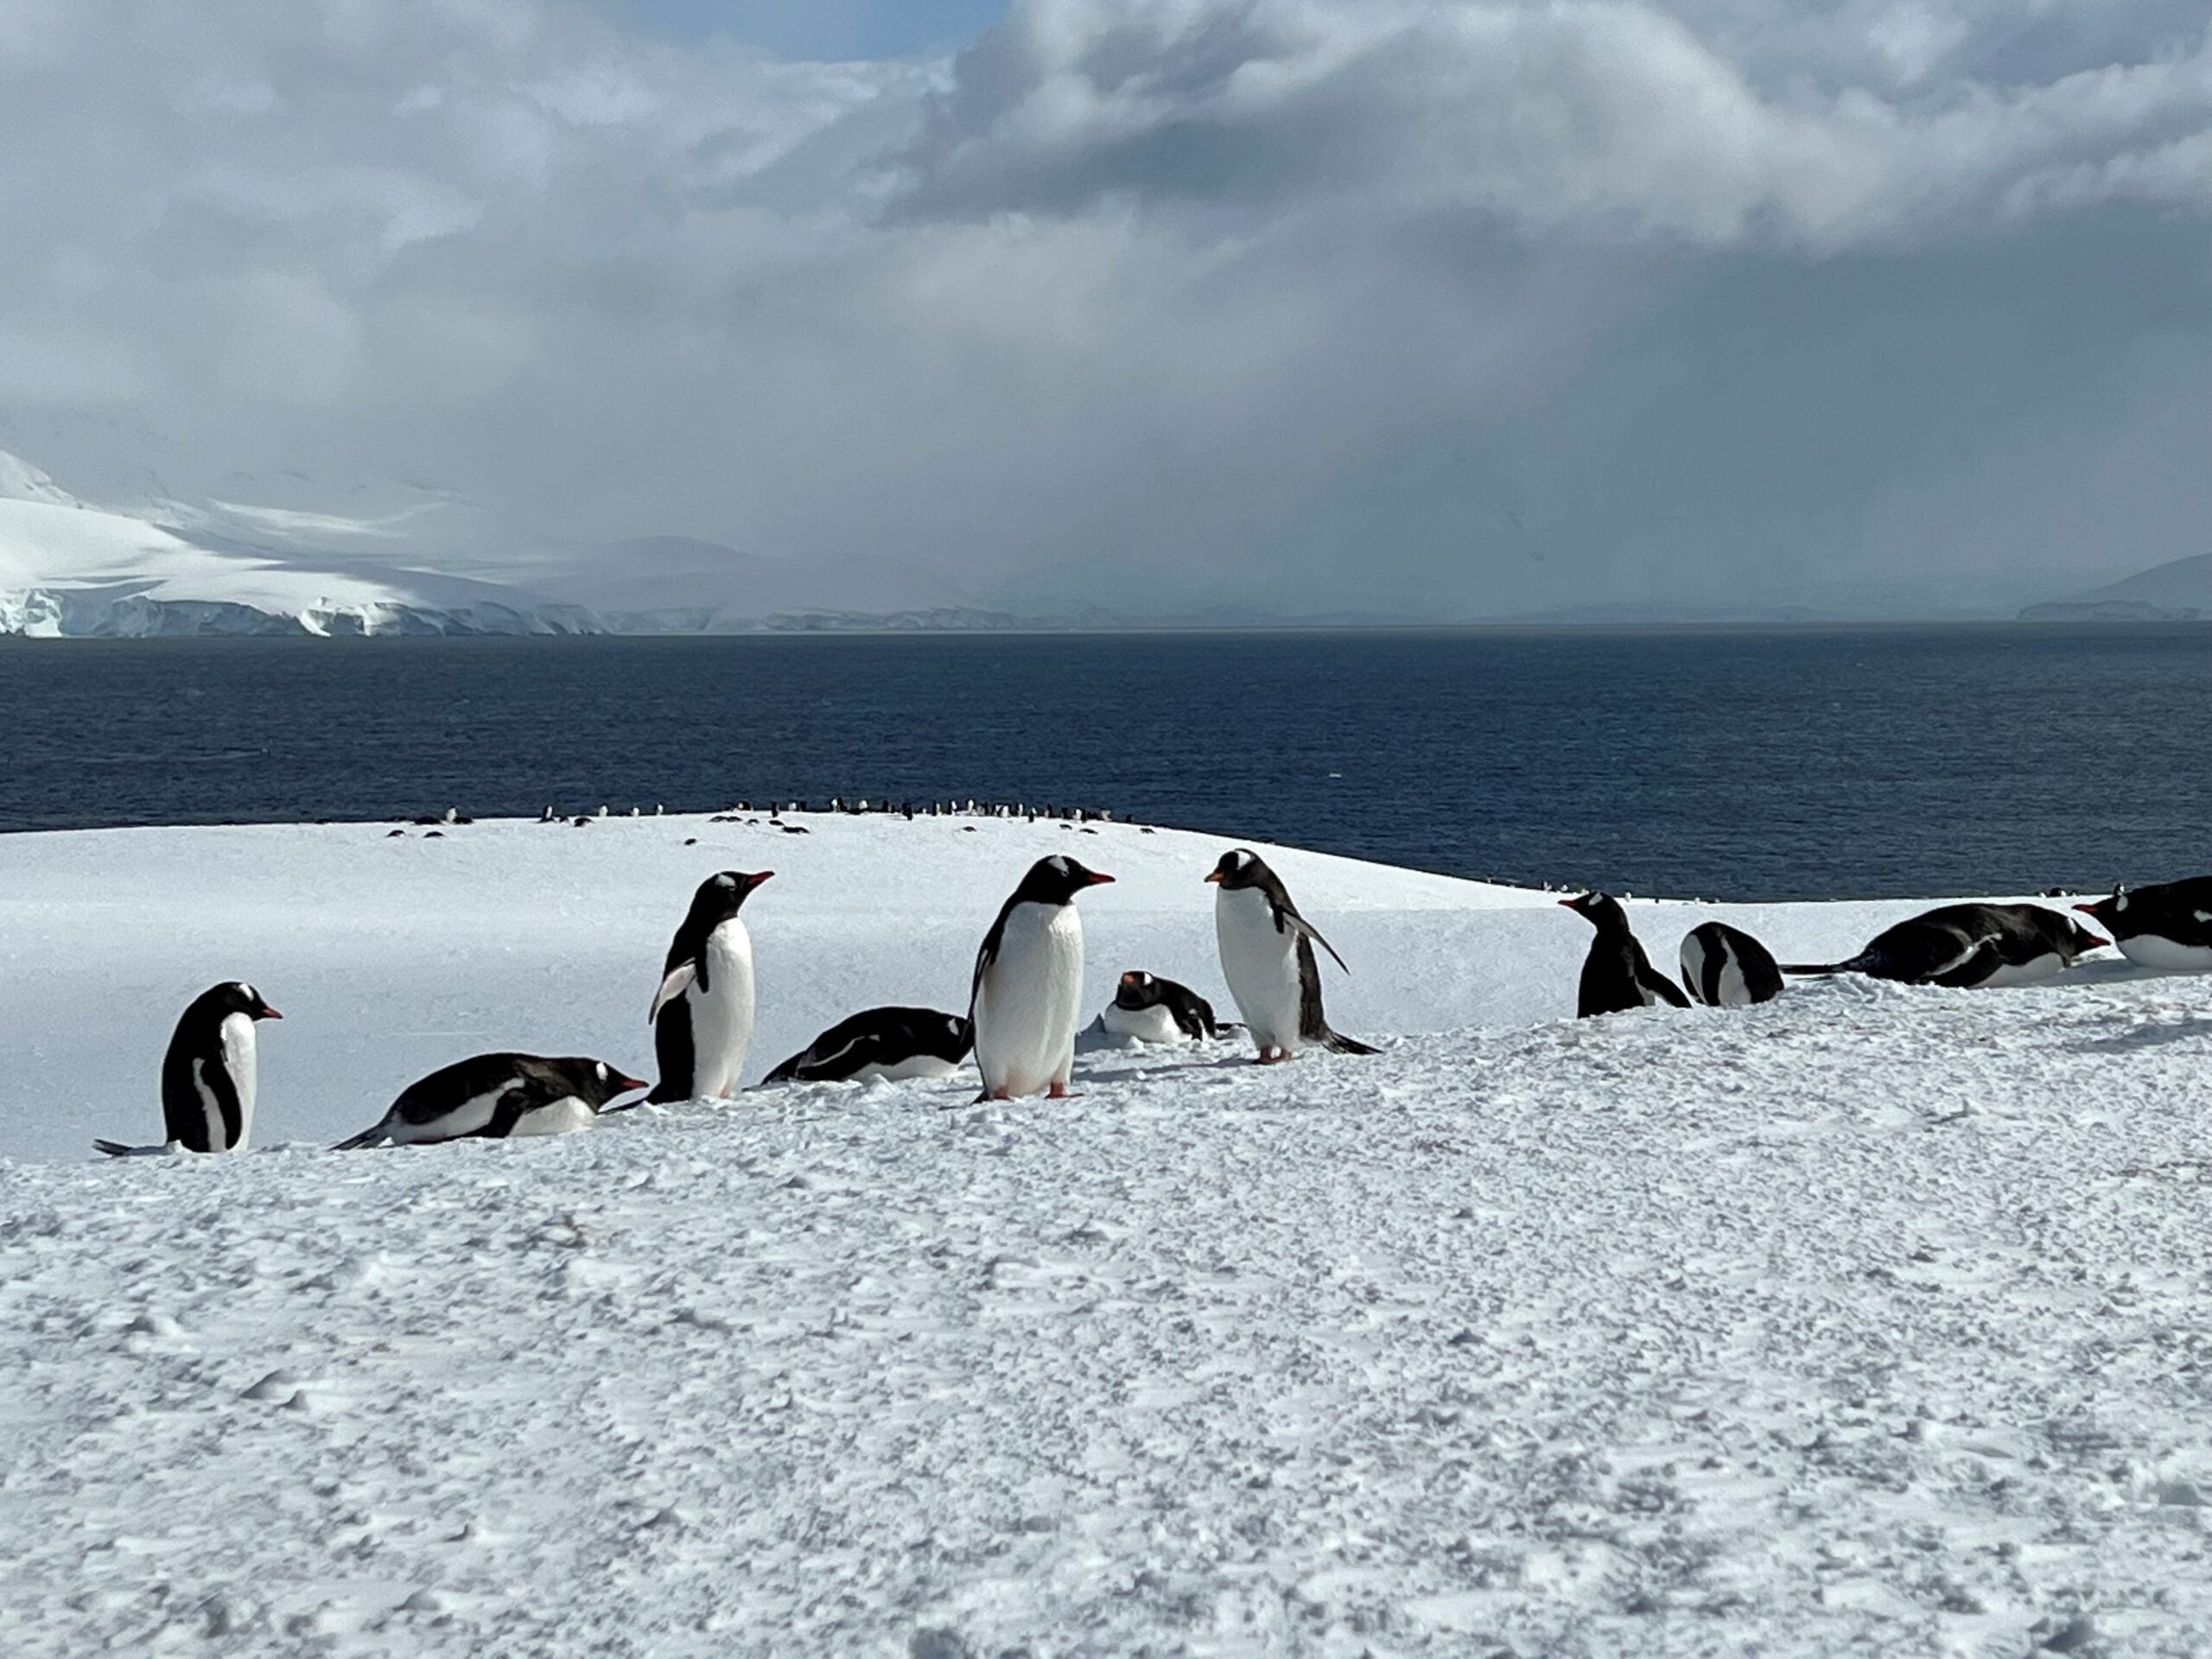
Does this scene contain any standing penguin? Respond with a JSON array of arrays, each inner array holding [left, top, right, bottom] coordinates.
[[1562, 893, 1690, 1016], [1208, 849, 1378, 1063], [649, 870, 772, 1103], [334, 1054, 646, 1148], [970, 855, 1114, 1101], [94, 982, 283, 1157], [1679, 921, 1784, 1007]]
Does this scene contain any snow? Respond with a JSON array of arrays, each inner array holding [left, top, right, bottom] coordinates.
[[4, 811, 2211, 1655]]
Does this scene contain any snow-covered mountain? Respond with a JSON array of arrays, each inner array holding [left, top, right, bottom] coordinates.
[[0, 452, 597, 637], [0, 446, 976, 637]]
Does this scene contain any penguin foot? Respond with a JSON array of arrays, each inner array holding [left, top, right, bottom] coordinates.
[[1047, 1082, 1079, 1100], [1255, 1049, 1294, 1065]]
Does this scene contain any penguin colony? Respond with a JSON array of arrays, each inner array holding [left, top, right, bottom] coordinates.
[[90, 804, 2201, 1156]]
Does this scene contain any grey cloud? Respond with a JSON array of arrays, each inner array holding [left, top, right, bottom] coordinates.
[[0, 0, 2204, 621]]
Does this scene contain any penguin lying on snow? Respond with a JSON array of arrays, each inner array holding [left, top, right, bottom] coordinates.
[[1782, 902, 2106, 988], [649, 871, 772, 1103], [94, 982, 283, 1157], [764, 1008, 974, 1084], [1208, 849, 1377, 1062], [2074, 878, 2212, 972], [1679, 921, 1784, 1007], [1098, 970, 1219, 1044], [1560, 893, 1689, 1016], [335, 1054, 646, 1148], [971, 855, 1115, 1101]]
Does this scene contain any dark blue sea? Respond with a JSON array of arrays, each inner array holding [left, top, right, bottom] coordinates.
[[4, 626, 2208, 900]]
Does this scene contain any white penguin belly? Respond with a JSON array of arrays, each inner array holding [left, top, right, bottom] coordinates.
[[1683, 938, 1751, 1007], [1217, 886, 1304, 1052], [1100, 1001, 1189, 1045], [2116, 935, 2212, 973], [687, 922, 756, 1097], [217, 1013, 257, 1152], [385, 1080, 521, 1145], [849, 1053, 963, 1083], [510, 1096, 594, 1137], [1975, 950, 2068, 988], [976, 903, 1084, 1096]]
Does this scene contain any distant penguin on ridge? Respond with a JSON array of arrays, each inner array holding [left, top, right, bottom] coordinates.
[[1782, 902, 2106, 988], [1099, 970, 1219, 1045], [1679, 921, 1784, 1007], [1561, 893, 1690, 1016], [764, 1008, 974, 1084], [648, 870, 772, 1103], [335, 1054, 645, 1148], [970, 855, 1114, 1101], [2074, 878, 2212, 972], [1208, 849, 1377, 1062], [93, 981, 283, 1157]]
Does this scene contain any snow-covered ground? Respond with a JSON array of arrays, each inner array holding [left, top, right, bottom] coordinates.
[[3, 813, 2209, 1655]]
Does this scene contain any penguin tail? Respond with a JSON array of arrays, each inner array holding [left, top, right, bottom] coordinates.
[[92, 1138, 143, 1157], [331, 1123, 387, 1152], [1322, 1028, 1381, 1056], [1777, 963, 1847, 976]]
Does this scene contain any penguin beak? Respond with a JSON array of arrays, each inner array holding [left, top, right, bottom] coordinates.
[[613, 1072, 649, 1094], [1204, 870, 1223, 884], [1555, 899, 1577, 910], [1084, 871, 1116, 887], [260, 1006, 284, 1020], [2071, 903, 2101, 918], [2078, 931, 2109, 950], [750, 871, 775, 887]]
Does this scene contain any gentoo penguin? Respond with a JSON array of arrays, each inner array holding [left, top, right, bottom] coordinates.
[[334, 1054, 645, 1148], [1099, 970, 1219, 1044], [93, 982, 283, 1157], [970, 855, 1114, 1100], [648, 870, 772, 1103], [1207, 849, 1377, 1062], [1679, 921, 1784, 1007], [763, 1008, 974, 1084], [2075, 878, 2212, 972], [1782, 902, 2107, 988], [1561, 893, 1690, 1016]]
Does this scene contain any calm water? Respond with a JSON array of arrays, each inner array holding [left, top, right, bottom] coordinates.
[[3, 626, 2208, 899]]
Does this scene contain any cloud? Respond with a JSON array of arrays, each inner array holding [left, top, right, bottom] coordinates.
[[0, 0, 2204, 616]]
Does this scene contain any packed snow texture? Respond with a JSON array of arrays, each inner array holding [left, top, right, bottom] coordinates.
[[3, 814, 2210, 1656]]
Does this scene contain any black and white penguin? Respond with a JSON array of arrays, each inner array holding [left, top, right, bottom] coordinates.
[[1099, 970, 1219, 1044], [1679, 921, 1784, 1007], [971, 855, 1114, 1100], [1782, 902, 2107, 988], [2075, 878, 2212, 972], [334, 1053, 646, 1148], [648, 870, 772, 1103], [93, 981, 283, 1157], [1207, 849, 1377, 1062], [763, 1007, 975, 1084], [1561, 893, 1690, 1017]]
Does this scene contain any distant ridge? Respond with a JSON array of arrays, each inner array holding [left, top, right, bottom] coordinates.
[[2021, 553, 2212, 621]]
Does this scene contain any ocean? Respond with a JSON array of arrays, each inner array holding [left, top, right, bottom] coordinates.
[[4, 625, 2208, 900]]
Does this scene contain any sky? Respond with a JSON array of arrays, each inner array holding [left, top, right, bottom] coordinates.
[[0, 0, 2206, 618]]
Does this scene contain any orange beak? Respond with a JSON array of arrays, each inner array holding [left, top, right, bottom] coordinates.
[[1204, 870, 1223, 884]]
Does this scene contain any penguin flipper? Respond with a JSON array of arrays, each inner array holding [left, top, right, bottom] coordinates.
[[649, 961, 697, 1025], [1648, 973, 1692, 1008], [92, 1138, 177, 1158], [331, 1122, 388, 1152], [762, 1051, 804, 1084], [1278, 906, 1351, 975]]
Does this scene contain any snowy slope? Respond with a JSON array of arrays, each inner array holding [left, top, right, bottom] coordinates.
[[3, 816, 2211, 1655]]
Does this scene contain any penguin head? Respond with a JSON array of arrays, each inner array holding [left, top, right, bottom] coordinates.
[[687, 869, 773, 927], [556, 1058, 650, 1107], [2063, 916, 2110, 959], [1115, 970, 1162, 1008], [1205, 849, 1267, 890], [207, 981, 283, 1021], [1558, 891, 1627, 930], [1015, 855, 1115, 906], [2073, 891, 2121, 928]]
